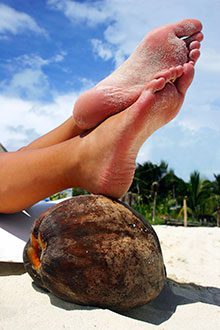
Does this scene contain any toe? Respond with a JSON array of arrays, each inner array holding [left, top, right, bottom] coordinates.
[[189, 41, 201, 50], [184, 31, 204, 46], [170, 66, 184, 82], [155, 66, 184, 84], [150, 78, 166, 92], [169, 67, 177, 81], [195, 32, 204, 42], [189, 49, 200, 63], [154, 68, 172, 81], [176, 63, 194, 95], [174, 19, 203, 38], [176, 65, 184, 77]]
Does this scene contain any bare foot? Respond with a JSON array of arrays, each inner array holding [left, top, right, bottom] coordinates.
[[73, 19, 202, 129], [76, 63, 194, 198]]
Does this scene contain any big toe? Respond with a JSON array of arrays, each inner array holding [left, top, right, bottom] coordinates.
[[174, 19, 203, 38]]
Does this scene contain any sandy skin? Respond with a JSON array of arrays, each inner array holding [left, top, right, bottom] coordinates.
[[75, 63, 195, 198], [73, 19, 203, 129]]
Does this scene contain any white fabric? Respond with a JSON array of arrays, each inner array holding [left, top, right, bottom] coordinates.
[[0, 201, 56, 262]]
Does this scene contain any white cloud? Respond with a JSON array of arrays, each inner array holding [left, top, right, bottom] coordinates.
[[172, 69, 220, 135], [0, 72, 94, 151], [6, 52, 67, 70], [176, 104, 220, 133], [137, 124, 220, 181], [91, 38, 128, 66], [198, 48, 220, 73], [18, 54, 49, 69], [0, 3, 47, 37], [47, 0, 150, 65], [47, 0, 111, 26], [1, 69, 50, 100], [52, 52, 67, 63], [91, 39, 113, 61], [136, 142, 152, 165], [0, 91, 79, 151], [78, 77, 96, 90], [1, 52, 67, 100]]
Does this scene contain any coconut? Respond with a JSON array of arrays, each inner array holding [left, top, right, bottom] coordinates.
[[23, 195, 166, 311]]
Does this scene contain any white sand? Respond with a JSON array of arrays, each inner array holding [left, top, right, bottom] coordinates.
[[0, 225, 220, 330]]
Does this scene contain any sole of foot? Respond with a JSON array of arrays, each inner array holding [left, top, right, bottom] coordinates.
[[73, 19, 202, 130]]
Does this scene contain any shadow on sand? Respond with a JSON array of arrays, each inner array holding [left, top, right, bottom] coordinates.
[[121, 279, 220, 325], [32, 278, 220, 326]]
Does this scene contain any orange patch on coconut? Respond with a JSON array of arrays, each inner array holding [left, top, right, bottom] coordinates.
[[27, 233, 47, 271]]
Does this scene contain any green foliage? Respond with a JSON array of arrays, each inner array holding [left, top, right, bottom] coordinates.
[[50, 191, 67, 201], [132, 201, 148, 218], [72, 187, 89, 196], [50, 188, 89, 201], [132, 200, 165, 225], [187, 171, 211, 218], [129, 161, 220, 226]]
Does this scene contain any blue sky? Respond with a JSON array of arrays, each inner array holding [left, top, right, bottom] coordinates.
[[0, 0, 220, 181]]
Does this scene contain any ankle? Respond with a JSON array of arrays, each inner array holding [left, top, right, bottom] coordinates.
[[61, 136, 93, 192]]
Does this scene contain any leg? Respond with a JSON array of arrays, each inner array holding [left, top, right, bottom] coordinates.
[[0, 66, 187, 213], [73, 19, 203, 129], [20, 116, 82, 151], [0, 138, 82, 213]]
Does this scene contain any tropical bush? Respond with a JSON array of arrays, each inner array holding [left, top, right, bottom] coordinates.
[[129, 161, 220, 226]]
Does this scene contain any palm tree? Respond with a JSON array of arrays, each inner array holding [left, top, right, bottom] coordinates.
[[209, 174, 220, 226], [187, 171, 211, 221], [130, 161, 168, 221], [213, 174, 220, 195], [160, 169, 188, 207], [151, 181, 159, 222]]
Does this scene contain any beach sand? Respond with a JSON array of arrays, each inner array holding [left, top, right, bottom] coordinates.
[[0, 223, 219, 329]]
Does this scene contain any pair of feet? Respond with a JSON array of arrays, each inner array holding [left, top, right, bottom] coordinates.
[[70, 19, 203, 198]]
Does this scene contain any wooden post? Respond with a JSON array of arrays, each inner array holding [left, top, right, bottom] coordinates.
[[152, 190, 157, 223], [183, 198, 188, 227], [217, 208, 220, 227]]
